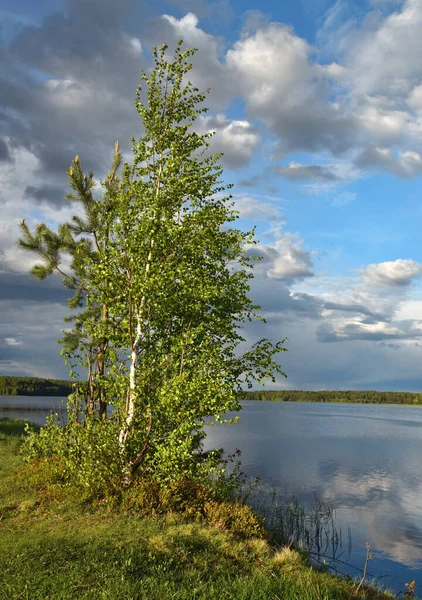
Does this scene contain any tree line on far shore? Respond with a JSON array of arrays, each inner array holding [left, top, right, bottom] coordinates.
[[2, 375, 421, 405], [0, 376, 73, 397], [243, 389, 422, 404]]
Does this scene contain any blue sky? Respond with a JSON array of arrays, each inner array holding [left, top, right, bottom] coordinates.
[[1, 0, 422, 390]]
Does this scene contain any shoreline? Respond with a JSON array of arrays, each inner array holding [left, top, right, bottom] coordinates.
[[0, 416, 395, 600]]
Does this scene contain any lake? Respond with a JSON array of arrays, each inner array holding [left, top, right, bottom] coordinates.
[[0, 395, 69, 424], [2, 396, 422, 595]]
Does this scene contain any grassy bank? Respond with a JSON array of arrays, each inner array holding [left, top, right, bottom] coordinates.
[[0, 418, 394, 600]]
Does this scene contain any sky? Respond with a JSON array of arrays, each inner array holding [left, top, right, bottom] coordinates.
[[2, 0, 422, 391]]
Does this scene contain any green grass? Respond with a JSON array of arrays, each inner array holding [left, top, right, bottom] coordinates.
[[0, 418, 395, 600]]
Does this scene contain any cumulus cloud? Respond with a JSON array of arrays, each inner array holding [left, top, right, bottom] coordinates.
[[346, 0, 422, 99], [233, 195, 283, 221], [163, 0, 422, 185], [2, 0, 149, 183], [360, 259, 422, 287], [356, 147, 422, 179], [150, 12, 234, 106], [226, 22, 358, 157], [3, 0, 422, 212], [251, 230, 314, 282], [199, 113, 261, 168], [305, 258, 422, 346]]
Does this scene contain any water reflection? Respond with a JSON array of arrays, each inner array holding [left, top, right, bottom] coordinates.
[[203, 401, 422, 592], [0, 396, 68, 425]]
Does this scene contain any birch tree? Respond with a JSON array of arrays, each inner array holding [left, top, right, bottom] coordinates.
[[83, 42, 287, 483], [22, 42, 286, 491]]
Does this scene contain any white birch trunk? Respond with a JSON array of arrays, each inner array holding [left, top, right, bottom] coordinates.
[[118, 314, 142, 450], [118, 239, 155, 456], [119, 160, 161, 471]]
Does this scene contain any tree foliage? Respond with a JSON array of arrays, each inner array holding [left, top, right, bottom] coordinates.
[[18, 146, 122, 417], [20, 42, 286, 492]]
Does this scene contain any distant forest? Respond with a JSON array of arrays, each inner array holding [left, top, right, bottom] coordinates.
[[1, 376, 421, 404], [243, 389, 422, 405], [0, 376, 73, 397]]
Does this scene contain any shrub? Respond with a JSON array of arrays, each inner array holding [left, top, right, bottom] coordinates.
[[202, 500, 266, 538], [22, 413, 124, 500], [120, 473, 266, 538]]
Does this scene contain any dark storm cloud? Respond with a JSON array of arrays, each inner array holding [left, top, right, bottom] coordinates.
[[0, 297, 71, 378], [0, 273, 72, 303], [0, 0, 149, 185], [0, 342, 24, 361], [25, 184, 67, 208], [268, 107, 359, 158], [252, 285, 322, 319], [0, 138, 11, 161]]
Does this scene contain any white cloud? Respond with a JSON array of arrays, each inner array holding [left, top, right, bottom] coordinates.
[[304, 257, 422, 346], [356, 147, 422, 178], [225, 22, 357, 157], [127, 36, 142, 56], [44, 78, 95, 110], [359, 105, 409, 141], [408, 84, 422, 110], [0, 144, 80, 275], [360, 259, 422, 287], [348, 0, 422, 99], [5, 337, 22, 346], [0, 146, 41, 274], [396, 299, 422, 321], [158, 12, 233, 106], [254, 230, 314, 282], [199, 113, 261, 168], [163, 11, 200, 31], [233, 195, 283, 221]]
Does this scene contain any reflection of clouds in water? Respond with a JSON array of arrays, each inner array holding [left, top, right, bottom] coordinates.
[[320, 463, 393, 501], [319, 465, 422, 568], [204, 402, 422, 584]]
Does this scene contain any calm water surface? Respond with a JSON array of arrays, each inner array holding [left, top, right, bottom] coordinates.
[[0, 395, 68, 423], [203, 401, 422, 594], [2, 397, 422, 594]]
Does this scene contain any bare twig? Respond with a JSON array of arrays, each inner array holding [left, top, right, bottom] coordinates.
[[355, 542, 373, 596]]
